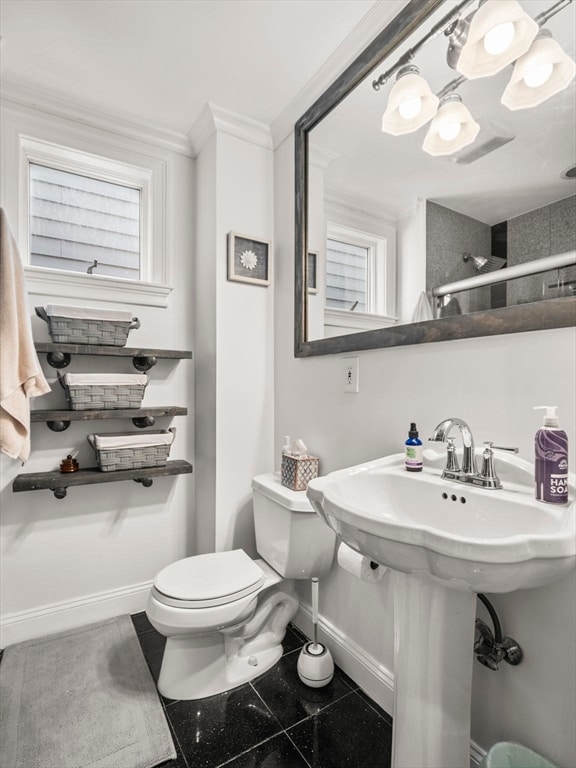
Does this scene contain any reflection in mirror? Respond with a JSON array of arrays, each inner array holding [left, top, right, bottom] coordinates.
[[296, 0, 576, 356]]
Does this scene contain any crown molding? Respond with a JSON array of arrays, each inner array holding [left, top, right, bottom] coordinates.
[[325, 186, 397, 225], [309, 143, 340, 170], [0, 77, 193, 157], [188, 102, 273, 157], [270, 0, 407, 148]]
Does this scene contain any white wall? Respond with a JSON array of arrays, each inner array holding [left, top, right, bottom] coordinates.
[[191, 105, 275, 558], [0, 97, 195, 646], [274, 134, 576, 767]]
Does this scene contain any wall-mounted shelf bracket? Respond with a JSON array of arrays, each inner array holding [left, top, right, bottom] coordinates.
[[133, 356, 158, 372], [46, 420, 71, 432], [46, 351, 72, 369], [134, 477, 154, 487]]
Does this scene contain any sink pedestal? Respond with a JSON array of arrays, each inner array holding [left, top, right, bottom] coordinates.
[[392, 572, 477, 768]]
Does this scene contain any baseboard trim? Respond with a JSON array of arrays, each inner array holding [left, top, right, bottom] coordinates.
[[294, 603, 486, 768], [0, 581, 153, 648]]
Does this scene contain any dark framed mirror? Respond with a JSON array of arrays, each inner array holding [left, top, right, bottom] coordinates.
[[295, 0, 575, 357]]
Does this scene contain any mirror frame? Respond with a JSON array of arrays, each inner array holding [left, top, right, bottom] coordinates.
[[294, 0, 576, 358]]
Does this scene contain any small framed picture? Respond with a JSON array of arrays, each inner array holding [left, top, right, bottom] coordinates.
[[307, 251, 318, 293], [227, 232, 271, 286]]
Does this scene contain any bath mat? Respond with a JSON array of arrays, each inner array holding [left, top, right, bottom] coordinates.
[[0, 614, 176, 768]]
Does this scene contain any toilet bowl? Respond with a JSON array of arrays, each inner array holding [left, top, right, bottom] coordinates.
[[146, 472, 337, 701]]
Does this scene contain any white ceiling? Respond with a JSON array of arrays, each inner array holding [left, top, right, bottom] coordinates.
[[0, 0, 378, 136]]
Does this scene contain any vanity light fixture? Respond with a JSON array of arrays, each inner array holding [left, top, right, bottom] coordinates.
[[501, 29, 576, 109], [422, 94, 480, 156], [381, 65, 439, 135], [452, 0, 539, 79]]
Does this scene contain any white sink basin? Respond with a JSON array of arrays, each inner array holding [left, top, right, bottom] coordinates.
[[307, 450, 575, 593]]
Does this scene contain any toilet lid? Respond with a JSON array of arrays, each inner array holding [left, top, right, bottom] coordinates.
[[153, 549, 265, 608]]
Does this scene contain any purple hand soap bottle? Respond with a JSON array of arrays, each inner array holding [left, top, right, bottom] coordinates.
[[534, 406, 569, 504]]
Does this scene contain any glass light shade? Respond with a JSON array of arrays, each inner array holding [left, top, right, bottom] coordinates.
[[501, 32, 576, 110], [423, 96, 480, 156], [381, 66, 439, 135], [456, 0, 539, 79]]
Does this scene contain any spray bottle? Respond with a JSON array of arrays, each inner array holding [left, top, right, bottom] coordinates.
[[533, 406, 568, 504], [405, 422, 423, 472]]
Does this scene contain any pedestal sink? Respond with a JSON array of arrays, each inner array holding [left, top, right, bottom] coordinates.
[[307, 449, 575, 768]]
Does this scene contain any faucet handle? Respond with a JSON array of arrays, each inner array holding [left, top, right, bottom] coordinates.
[[480, 442, 504, 488], [492, 445, 519, 453], [481, 442, 497, 479], [445, 437, 460, 472]]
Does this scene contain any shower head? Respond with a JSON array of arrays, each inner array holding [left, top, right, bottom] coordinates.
[[463, 252, 507, 273]]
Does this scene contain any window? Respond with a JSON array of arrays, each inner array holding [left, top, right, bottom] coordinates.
[[325, 222, 396, 323], [29, 164, 141, 280], [17, 135, 170, 306], [326, 238, 368, 312]]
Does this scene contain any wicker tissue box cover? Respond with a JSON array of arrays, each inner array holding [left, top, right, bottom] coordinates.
[[87, 429, 175, 472], [281, 454, 319, 491], [36, 305, 140, 347], [58, 373, 147, 410]]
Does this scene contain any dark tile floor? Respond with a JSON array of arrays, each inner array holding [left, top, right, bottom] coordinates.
[[131, 612, 393, 768]]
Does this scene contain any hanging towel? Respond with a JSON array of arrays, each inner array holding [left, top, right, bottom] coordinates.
[[411, 291, 434, 322], [0, 208, 51, 463]]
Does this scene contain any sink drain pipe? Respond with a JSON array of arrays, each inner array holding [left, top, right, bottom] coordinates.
[[475, 593, 523, 670]]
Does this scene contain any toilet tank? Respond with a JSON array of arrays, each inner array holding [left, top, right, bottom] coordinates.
[[252, 473, 336, 579]]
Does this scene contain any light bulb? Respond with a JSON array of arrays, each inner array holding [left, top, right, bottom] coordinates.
[[523, 61, 554, 88], [483, 21, 515, 55], [438, 121, 462, 141], [398, 96, 422, 120]]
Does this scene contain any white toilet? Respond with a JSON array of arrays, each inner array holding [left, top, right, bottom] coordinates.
[[146, 472, 336, 701]]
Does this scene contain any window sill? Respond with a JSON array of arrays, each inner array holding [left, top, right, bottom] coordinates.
[[324, 308, 397, 333], [24, 266, 172, 308]]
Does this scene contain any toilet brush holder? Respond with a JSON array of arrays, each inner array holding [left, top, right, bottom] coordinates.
[[297, 641, 334, 687], [297, 577, 334, 688]]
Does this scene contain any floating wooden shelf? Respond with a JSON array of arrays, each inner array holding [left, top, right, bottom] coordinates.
[[35, 343, 192, 371], [31, 406, 188, 431], [13, 460, 193, 499]]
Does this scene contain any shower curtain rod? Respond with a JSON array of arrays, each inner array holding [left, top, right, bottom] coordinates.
[[433, 250, 576, 297]]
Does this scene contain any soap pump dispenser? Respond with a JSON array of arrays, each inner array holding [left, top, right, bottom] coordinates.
[[534, 406, 568, 504]]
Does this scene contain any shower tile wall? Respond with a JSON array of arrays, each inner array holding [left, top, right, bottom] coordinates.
[[507, 194, 576, 306], [426, 195, 576, 311], [426, 201, 492, 314]]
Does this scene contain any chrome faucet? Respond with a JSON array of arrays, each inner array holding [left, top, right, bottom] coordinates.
[[429, 417, 477, 475], [429, 418, 519, 489]]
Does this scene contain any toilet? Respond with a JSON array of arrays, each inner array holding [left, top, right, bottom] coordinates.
[[146, 472, 337, 701]]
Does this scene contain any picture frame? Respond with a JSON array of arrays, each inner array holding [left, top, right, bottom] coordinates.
[[227, 232, 271, 286], [307, 251, 318, 294]]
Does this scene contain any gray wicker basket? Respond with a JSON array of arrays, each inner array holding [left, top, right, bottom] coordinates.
[[87, 429, 175, 472], [58, 373, 147, 410], [36, 306, 140, 346]]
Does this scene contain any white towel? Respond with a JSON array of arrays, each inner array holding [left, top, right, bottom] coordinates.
[[0, 208, 51, 463], [45, 304, 133, 322], [91, 431, 174, 450], [412, 291, 434, 322], [62, 373, 147, 387]]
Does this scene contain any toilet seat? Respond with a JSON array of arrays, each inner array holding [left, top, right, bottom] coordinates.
[[153, 549, 265, 609]]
